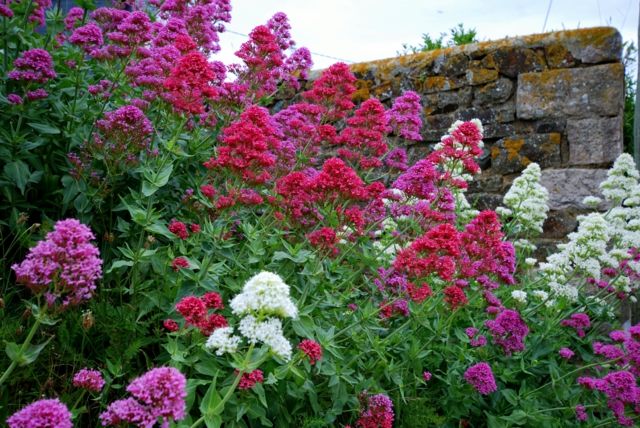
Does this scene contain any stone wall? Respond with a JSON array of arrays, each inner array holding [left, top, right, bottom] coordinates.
[[348, 27, 624, 250]]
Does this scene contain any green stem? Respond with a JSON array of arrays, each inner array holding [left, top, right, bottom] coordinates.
[[190, 345, 255, 428], [0, 314, 42, 389]]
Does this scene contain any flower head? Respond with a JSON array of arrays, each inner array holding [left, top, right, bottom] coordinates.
[[464, 362, 497, 395], [7, 399, 72, 428], [73, 368, 105, 392], [8, 49, 56, 83], [11, 219, 102, 308], [298, 339, 323, 365], [230, 271, 297, 318]]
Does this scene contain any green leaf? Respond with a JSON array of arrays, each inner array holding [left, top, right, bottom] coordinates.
[[5, 336, 52, 366], [22, 337, 53, 365], [5, 342, 21, 363], [142, 163, 173, 196], [502, 388, 519, 406], [4, 161, 30, 194], [200, 378, 222, 416], [106, 260, 134, 273], [27, 122, 60, 134]]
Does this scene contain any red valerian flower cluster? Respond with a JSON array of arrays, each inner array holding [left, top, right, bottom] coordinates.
[[204, 105, 280, 184], [175, 292, 227, 335], [356, 393, 394, 428], [464, 362, 497, 395], [238, 369, 264, 390], [298, 339, 323, 365]]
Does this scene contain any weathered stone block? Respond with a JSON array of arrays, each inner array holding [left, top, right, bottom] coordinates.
[[540, 168, 608, 210], [418, 76, 464, 93], [423, 87, 472, 113], [491, 133, 561, 174], [473, 78, 514, 105], [466, 69, 499, 85], [468, 174, 503, 193], [542, 210, 579, 239], [483, 47, 546, 78], [433, 52, 469, 76], [467, 192, 503, 210], [516, 64, 624, 119], [567, 116, 623, 165], [544, 44, 576, 68], [561, 27, 622, 63]]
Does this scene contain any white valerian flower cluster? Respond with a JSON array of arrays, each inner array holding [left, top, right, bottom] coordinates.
[[496, 163, 549, 242], [239, 315, 292, 360], [206, 271, 297, 361], [600, 153, 639, 204], [537, 154, 640, 301], [206, 327, 241, 356], [230, 271, 298, 319], [511, 290, 527, 303], [539, 213, 610, 300]]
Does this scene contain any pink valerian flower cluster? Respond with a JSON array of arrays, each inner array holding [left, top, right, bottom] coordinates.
[[69, 105, 155, 176], [204, 105, 280, 184], [163, 51, 225, 114], [171, 257, 190, 271], [430, 120, 484, 178], [356, 393, 394, 428], [168, 219, 201, 240], [337, 98, 390, 170], [64, 7, 84, 31], [561, 313, 591, 338], [578, 371, 639, 426], [559, 347, 575, 360], [572, 323, 640, 425], [175, 293, 227, 335], [298, 339, 323, 365], [307, 227, 340, 257], [303, 62, 356, 121], [159, 0, 231, 55], [11, 219, 102, 308], [392, 211, 515, 308], [7, 398, 72, 428], [70, 23, 104, 54], [229, 12, 312, 103], [8, 49, 56, 83], [484, 309, 529, 355], [73, 368, 105, 392], [100, 367, 186, 427], [466, 327, 487, 347], [238, 369, 264, 390], [464, 362, 497, 395], [386, 90, 423, 141]]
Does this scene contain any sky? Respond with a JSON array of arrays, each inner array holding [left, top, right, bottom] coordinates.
[[215, 0, 639, 70]]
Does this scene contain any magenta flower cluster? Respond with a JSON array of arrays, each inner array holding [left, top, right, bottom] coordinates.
[[11, 219, 102, 308], [8, 49, 56, 83], [100, 367, 186, 427], [464, 362, 497, 395], [73, 368, 105, 392], [356, 393, 394, 428], [485, 309, 529, 355], [7, 398, 72, 428]]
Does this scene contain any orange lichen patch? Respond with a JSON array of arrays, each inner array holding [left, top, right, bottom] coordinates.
[[502, 138, 525, 161], [352, 79, 371, 102], [541, 133, 562, 153], [466, 69, 498, 85], [521, 156, 532, 166], [491, 146, 501, 159], [545, 44, 574, 68]]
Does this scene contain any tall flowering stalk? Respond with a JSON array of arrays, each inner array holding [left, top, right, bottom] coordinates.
[[1, 219, 102, 388]]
